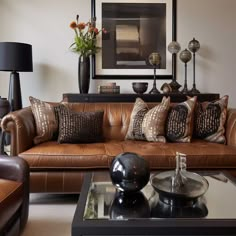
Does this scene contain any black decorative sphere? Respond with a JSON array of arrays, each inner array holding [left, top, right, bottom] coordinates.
[[110, 152, 150, 193], [109, 191, 150, 219]]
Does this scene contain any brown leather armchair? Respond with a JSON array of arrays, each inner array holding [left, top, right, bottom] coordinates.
[[0, 156, 29, 236]]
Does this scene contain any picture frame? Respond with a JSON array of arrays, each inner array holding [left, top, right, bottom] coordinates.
[[91, 0, 177, 80]]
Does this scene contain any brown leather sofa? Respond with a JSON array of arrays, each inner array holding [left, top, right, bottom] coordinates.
[[1, 102, 236, 194], [0, 156, 29, 236]]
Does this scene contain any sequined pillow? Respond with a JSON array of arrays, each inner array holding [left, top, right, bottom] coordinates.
[[194, 95, 228, 144], [29, 96, 58, 144], [125, 97, 170, 142], [166, 96, 197, 142], [56, 105, 104, 143]]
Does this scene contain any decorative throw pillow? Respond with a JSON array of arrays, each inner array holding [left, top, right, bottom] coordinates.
[[194, 95, 228, 144], [166, 96, 197, 142], [125, 97, 170, 142], [29, 96, 58, 145], [56, 105, 104, 143]]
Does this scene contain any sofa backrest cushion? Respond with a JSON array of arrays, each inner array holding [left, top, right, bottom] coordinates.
[[29, 96, 229, 143], [65, 102, 159, 141]]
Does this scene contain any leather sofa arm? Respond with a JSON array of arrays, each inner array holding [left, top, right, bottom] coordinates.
[[1, 107, 36, 156], [0, 155, 30, 231], [226, 108, 236, 147]]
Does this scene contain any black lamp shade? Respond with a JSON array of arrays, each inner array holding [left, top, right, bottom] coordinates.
[[0, 42, 33, 72]]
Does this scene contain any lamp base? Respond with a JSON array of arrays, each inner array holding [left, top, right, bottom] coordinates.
[[8, 71, 22, 111]]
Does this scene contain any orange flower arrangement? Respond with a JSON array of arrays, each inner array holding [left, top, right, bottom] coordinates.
[[69, 15, 107, 57]]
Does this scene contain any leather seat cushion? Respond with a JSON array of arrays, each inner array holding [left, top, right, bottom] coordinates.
[[0, 179, 23, 230], [19, 140, 236, 170]]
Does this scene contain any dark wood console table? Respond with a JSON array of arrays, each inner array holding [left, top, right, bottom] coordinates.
[[63, 93, 220, 103]]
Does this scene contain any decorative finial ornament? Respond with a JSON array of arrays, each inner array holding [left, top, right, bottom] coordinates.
[[149, 52, 161, 66], [188, 37, 200, 53], [148, 52, 161, 94], [179, 49, 192, 94], [168, 41, 181, 54], [188, 37, 200, 93], [168, 41, 182, 93], [179, 49, 192, 63]]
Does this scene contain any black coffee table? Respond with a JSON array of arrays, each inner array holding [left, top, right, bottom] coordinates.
[[72, 171, 236, 235]]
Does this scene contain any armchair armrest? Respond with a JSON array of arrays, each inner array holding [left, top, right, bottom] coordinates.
[[226, 108, 236, 147], [1, 107, 36, 156], [0, 156, 29, 187], [0, 155, 30, 231]]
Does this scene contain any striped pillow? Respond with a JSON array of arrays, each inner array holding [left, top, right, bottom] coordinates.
[[125, 97, 170, 142]]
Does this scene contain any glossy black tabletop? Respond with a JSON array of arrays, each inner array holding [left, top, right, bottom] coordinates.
[[72, 171, 236, 236], [83, 171, 236, 220]]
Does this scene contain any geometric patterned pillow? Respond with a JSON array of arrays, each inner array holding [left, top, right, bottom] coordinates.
[[125, 97, 148, 141], [125, 97, 170, 142], [56, 105, 104, 143], [166, 96, 197, 142], [29, 96, 58, 145], [194, 95, 229, 144]]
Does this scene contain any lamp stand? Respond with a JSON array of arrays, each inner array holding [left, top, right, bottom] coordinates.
[[190, 52, 200, 94], [169, 54, 181, 93], [8, 71, 22, 111], [181, 63, 189, 94], [149, 67, 160, 94]]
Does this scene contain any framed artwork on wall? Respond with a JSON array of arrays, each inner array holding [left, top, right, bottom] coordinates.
[[91, 0, 176, 80]]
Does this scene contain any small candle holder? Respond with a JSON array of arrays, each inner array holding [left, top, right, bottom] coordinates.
[[148, 52, 161, 94], [168, 41, 182, 93], [188, 37, 200, 94], [179, 49, 192, 94]]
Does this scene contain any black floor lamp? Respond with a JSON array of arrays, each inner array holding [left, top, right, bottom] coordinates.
[[0, 42, 33, 111]]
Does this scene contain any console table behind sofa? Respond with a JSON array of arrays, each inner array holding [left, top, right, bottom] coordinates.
[[62, 93, 220, 103]]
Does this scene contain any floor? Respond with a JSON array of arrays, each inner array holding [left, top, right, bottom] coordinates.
[[21, 194, 79, 236]]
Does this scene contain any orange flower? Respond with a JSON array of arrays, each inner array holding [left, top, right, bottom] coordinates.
[[69, 15, 108, 56], [70, 21, 77, 29], [78, 22, 86, 30]]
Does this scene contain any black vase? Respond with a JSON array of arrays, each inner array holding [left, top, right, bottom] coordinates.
[[78, 55, 90, 94]]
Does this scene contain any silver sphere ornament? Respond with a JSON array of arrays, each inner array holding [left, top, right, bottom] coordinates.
[[188, 38, 200, 53], [168, 41, 181, 54], [179, 49, 192, 63]]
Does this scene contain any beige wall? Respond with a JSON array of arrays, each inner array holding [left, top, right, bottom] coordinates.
[[0, 0, 235, 106]]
